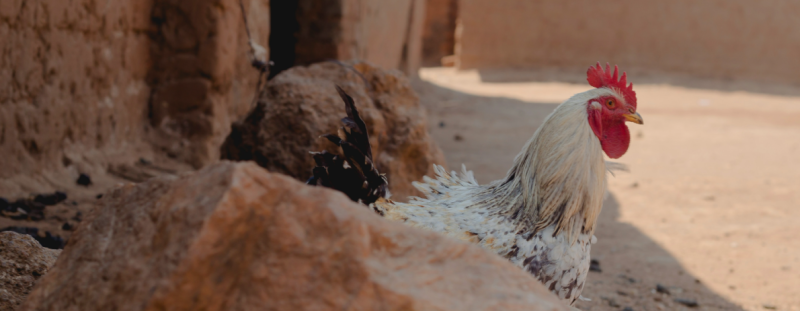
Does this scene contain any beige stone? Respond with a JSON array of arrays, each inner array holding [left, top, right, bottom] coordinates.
[[456, 0, 800, 84], [220, 61, 446, 201], [0, 232, 60, 311], [20, 162, 568, 311]]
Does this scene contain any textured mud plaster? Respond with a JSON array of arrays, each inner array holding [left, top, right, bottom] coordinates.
[[294, 0, 424, 76], [421, 0, 457, 66], [0, 0, 268, 197], [456, 0, 800, 84], [147, 0, 269, 168], [0, 0, 157, 196]]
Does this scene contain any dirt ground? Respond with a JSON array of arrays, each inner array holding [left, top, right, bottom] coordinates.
[[414, 67, 800, 311]]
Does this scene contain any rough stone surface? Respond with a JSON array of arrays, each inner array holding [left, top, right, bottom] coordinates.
[[20, 162, 568, 311], [295, 0, 425, 76], [221, 61, 446, 201], [0, 231, 60, 311], [421, 0, 458, 66], [456, 0, 800, 84], [0, 0, 266, 198]]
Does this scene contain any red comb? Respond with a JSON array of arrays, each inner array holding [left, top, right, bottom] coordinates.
[[587, 62, 637, 108]]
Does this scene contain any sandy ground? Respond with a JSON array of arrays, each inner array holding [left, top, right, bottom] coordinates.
[[414, 67, 800, 311]]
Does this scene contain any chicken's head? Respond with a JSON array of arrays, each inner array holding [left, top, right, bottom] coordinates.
[[585, 62, 643, 159]]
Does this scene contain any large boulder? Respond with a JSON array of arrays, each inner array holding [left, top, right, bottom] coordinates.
[[221, 61, 446, 201], [20, 162, 567, 311], [0, 232, 61, 311]]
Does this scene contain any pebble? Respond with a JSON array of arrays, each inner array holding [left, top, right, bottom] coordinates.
[[34, 191, 67, 206], [590, 259, 602, 272], [77, 173, 92, 186], [72, 211, 83, 222], [601, 296, 620, 308], [674, 298, 698, 308]]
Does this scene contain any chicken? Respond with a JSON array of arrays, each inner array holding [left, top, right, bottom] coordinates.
[[307, 63, 643, 306]]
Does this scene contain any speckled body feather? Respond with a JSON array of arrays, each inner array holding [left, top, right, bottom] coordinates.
[[375, 88, 621, 305]]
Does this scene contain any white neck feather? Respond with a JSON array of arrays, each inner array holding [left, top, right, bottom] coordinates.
[[491, 88, 616, 242]]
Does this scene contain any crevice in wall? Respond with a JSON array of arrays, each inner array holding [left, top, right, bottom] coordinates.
[[268, 0, 299, 79]]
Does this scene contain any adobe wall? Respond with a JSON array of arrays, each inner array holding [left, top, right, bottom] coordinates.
[[456, 0, 800, 84], [295, 0, 425, 76], [421, 0, 457, 66], [0, 0, 267, 196], [147, 0, 269, 168], [0, 0, 155, 186]]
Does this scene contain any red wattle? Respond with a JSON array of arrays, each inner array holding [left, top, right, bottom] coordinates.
[[587, 108, 631, 159], [600, 122, 630, 159]]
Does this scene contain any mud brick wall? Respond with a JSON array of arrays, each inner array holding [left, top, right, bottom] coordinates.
[[456, 0, 800, 84], [421, 0, 457, 67], [0, 0, 268, 196], [147, 0, 269, 168], [294, 0, 425, 76]]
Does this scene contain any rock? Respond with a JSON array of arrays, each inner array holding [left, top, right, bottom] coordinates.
[[0, 228, 65, 250], [0, 232, 61, 311], [2, 199, 45, 221], [76, 174, 91, 187], [32, 193, 67, 206], [673, 298, 699, 308], [589, 259, 601, 272], [601, 296, 620, 308], [221, 61, 446, 201], [618, 274, 637, 283], [21, 162, 567, 311], [656, 284, 682, 295]]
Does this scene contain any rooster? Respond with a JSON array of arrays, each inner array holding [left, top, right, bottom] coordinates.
[[307, 63, 643, 306]]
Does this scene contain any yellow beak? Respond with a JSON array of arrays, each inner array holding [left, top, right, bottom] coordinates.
[[624, 112, 644, 125]]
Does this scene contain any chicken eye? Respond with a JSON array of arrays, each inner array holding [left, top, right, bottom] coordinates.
[[605, 99, 615, 108]]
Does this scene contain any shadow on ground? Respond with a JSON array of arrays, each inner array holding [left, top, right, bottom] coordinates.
[[575, 193, 745, 311], [412, 79, 746, 311]]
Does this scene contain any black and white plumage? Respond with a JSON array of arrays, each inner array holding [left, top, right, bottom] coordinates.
[[306, 86, 387, 206], [309, 67, 642, 306]]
